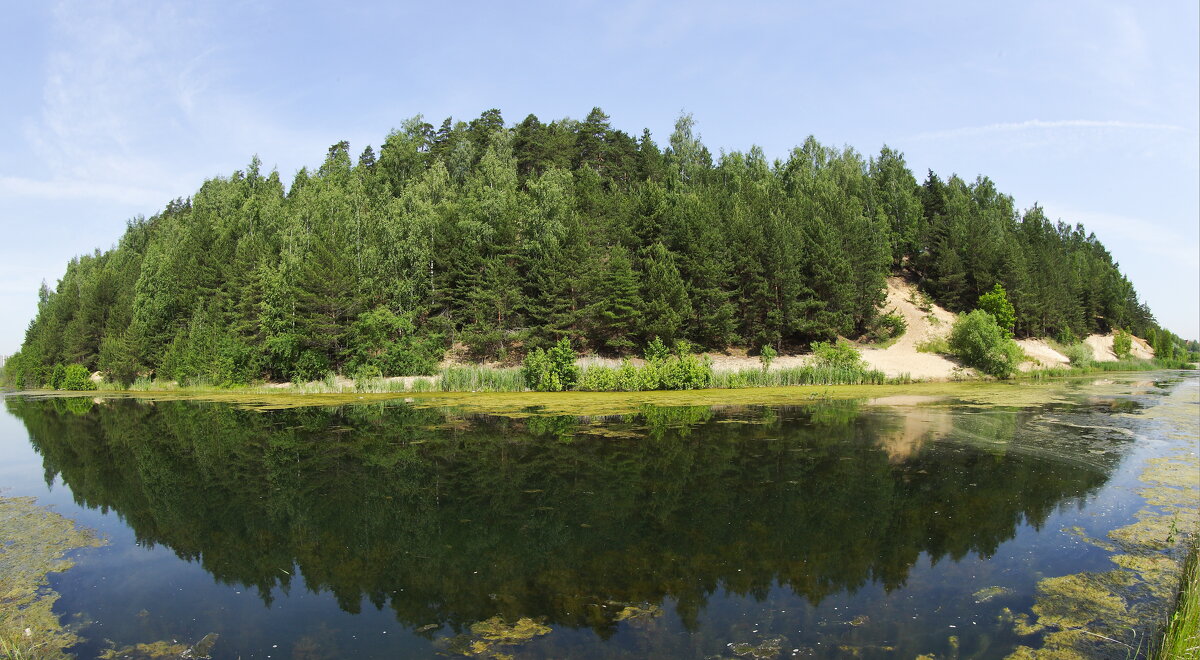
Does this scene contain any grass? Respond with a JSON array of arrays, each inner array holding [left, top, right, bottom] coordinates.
[[709, 365, 912, 388], [915, 337, 950, 354], [437, 366, 525, 392], [1022, 357, 1192, 380], [1154, 538, 1200, 659]]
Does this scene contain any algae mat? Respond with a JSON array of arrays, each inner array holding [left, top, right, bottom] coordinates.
[[0, 495, 104, 659]]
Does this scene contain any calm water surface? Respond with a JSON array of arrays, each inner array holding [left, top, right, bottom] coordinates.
[[1, 373, 1196, 658]]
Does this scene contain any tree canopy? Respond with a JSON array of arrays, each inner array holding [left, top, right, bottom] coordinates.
[[2, 108, 1172, 386]]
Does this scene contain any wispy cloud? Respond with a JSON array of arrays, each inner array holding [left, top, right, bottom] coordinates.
[[1043, 203, 1199, 270], [911, 119, 1185, 141]]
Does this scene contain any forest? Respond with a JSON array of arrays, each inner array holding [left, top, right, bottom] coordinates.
[[1, 107, 1189, 387]]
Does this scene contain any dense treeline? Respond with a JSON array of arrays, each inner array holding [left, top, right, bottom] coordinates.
[[2, 108, 1178, 386]]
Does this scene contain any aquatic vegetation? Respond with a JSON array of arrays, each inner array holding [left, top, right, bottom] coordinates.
[[973, 586, 1014, 603], [443, 616, 551, 657], [1004, 383, 1200, 659], [1153, 538, 1199, 659], [97, 633, 217, 659], [0, 496, 105, 660], [729, 636, 784, 658]]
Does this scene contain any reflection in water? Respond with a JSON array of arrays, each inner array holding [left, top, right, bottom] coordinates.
[[7, 396, 1128, 644]]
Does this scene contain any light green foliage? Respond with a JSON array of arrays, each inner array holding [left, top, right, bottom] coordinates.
[[1061, 342, 1094, 367], [759, 345, 777, 371], [949, 310, 1024, 379], [811, 339, 865, 370], [643, 337, 670, 363], [1113, 329, 1133, 360], [915, 336, 951, 354], [59, 365, 96, 391], [976, 283, 1016, 337], [521, 338, 579, 392]]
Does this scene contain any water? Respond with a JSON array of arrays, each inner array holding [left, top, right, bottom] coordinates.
[[1, 373, 1196, 659]]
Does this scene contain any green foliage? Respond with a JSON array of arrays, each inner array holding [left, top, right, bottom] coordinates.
[[7, 107, 1165, 385], [759, 345, 777, 371], [439, 366, 525, 392], [1061, 342, 1094, 367], [58, 364, 97, 391], [915, 336, 951, 354], [976, 283, 1015, 337], [49, 364, 66, 390], [1112, 329, 1133, 360], [643, 336, 670, 363], [949, 310, 1024, 379], [521, 338, 579, 392], [865, 311, 906, 344], [344, 307, 442, 376], [810, 339, 864, 370]]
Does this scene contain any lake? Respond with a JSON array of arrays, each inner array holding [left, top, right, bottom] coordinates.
[[1, 372, 1196, 659]]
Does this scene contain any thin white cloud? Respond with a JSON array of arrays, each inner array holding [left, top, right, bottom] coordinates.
[[1042, 203, 1199, 269], [911, 119, 1184, 141], [0, 176, 171, 206]]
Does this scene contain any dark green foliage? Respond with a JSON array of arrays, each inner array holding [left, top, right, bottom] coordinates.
[[58, 364, 96, 391], [977, 283, 1016, 337], [521, 338, 579, 392], [949, 310, 1025, 379], [6, 107, 1171, 389]]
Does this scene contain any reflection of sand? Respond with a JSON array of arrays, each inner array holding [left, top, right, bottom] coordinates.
[[872, 406, 955, 462]]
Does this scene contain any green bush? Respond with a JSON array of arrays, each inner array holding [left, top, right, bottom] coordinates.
[[949, 310, 1024, 379], [644, 336, 670, 363], [49, 363, 66, 389], [291, 350, 331, 383], [1061, 342, 1094, 367], [59, 364, 97, 391], [759, 345, 777, 371], [977, 283, 1016, 337], [521, 337, 579, 392], [811, 339, 864, 370], [1112, 329, 1132, 360]]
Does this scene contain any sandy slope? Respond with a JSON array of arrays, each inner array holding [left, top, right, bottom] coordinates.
[[1086, 333, 1155, 362], [858, 278, 961, 380]]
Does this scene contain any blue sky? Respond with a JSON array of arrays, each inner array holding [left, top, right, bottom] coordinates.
[[1, 0, 1197, 355]]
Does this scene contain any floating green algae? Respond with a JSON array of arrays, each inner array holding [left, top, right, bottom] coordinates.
[[0, 495, 106, 660], [973, 586, 1015, 603], [441, 616, 552, 657], [1004, 380, 1200, 659], [97, 633, 216, 659], [730, 635, 784, 658]]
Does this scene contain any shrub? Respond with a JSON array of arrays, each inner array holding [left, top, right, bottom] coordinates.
[[291, 350, 330, 383], [521, 337, 579, 392], [759, 345, 777, 371], [949, 310, 1024, 379], [977, 283, 1016, 337], [867, 311, 907, 343], [59, 364, 97, 391], [1113, 329, 1132, 360], [811, 339, 864, 370], [49, 363, 67, 389], [1061, 342, 1094, 367], [644, 336, 670, 363]]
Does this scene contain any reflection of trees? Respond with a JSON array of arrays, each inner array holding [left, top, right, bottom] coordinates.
[[7, 397, 1125, 633]]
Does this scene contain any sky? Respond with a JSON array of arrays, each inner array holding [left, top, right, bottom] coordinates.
[[0, 0, 1197, 356]]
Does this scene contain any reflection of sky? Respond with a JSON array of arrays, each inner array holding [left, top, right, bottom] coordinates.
[[0, 1, 1197, 355]]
